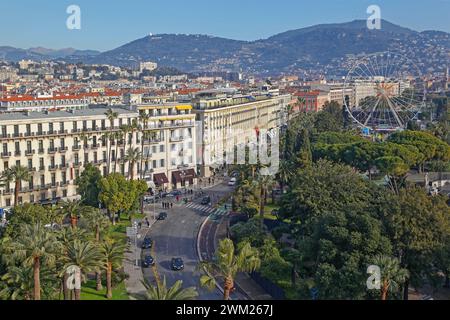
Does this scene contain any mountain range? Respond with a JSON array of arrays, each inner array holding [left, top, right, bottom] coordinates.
[[1, 20, 448, 76]]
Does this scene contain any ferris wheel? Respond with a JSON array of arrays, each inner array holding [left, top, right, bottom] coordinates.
[[343, 52, 425, 131]]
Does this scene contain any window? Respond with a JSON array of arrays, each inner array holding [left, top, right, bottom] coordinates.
[[153, 160, 157, 169], [40, 175, 45, 187], [171, 144, 176, 152], [152, 146, 157, 154], [26, 124, 31, 136], [38, 140, 44, 153], [40, 192, 46, 201], [74, 153, 79, 165], [160, 145, 164, 153], [39, 158, 44, 170], [160, 159, 165, 167], [103, 151, 107, 161], [27, 159, 33, 170], [30, 194, 35, 203], [60, 138, 65, 149], [51, 173, 56, 187], [73, 121, 77, 131], [62, 171, 67, 184], [62, 190, 67, 198], [3, 161, 8, 170], [27, 141, 32, 153], [13, 125, 19, 137], [103, 167, 107, 177], [75, 169, 80, 178], [2, 143, 7, 155], [60, 122, 64, 132], [48, 123, 53, 134], [15, 142, 20, 154], [28, 177, 33, 189], [1, 125, 7, 137], [84, 153, 89, 163], [5, 199, 11, 207], [38, 123, 43, 134], [52, 191, 57, 200], [61, 155, 66, 166]]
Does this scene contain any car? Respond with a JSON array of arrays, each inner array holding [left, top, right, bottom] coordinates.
[[170, 190, 182, 196], [228, 181, 236, 186], [158, 212, 168, 220], [144, 195, 159, 203], [230, 177, 237, 183], [171, 257, 184, 271], [142, 255, 155, 268], [141, 237, 153, 249], [201, 196, 211, 205]]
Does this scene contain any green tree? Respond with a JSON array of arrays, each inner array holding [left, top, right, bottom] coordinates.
[[62, 240, 102, 300], [105, 108, 119, 174], [4, 223, 60, 300], [143, 276, 198, 300], [200, 239, 261, 300], [100, 240, 125, 299], [75, 163, 102, 207], [383, 188, 450, 300], [372, 255, 409, 300], [5, 165, 30, 206], [125, 147, 141, 180]]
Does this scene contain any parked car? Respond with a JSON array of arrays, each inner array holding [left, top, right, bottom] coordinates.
[[201, 196, 211, 205], [141, 237, 153, 249], [171, 257, 184, 271], [158, 212, 168, 220], [228, 180, 236, 186], [142, 255, 155, 268]]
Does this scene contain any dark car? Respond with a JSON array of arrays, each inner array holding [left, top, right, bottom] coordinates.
[[201, 196, 211, 205], [141, 237, 153, 249], [171, 257, 184, 271], [158, 212, 168, 220], [171, 190, 182, 196], [142, 255, 155, 268]]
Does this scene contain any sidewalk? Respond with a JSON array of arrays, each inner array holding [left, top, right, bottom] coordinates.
[[123, 212, 156, 300]]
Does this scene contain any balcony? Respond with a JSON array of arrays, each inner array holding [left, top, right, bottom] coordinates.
[[14, 151, 21, 156], [59, 163, 69, 170], [39, 166, 45, 172], [59, 130, 68, 134], [25, 149, 35, 156], [72, 145, 81, 151], [170, 136, 185, 142], [28, 167, 36, 172], [48, 165, 58, 171], [73, 162, 83, 168], [91, 144, 100, 150], [1, 152, 11, 158], [59, 147, 68, 153], [25, 132, 34, 137], [72, 129, 81, 133], [48, 148, 57, 154]]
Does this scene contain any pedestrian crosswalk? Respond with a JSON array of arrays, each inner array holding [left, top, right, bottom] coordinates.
[[185, 202, 228, 217]]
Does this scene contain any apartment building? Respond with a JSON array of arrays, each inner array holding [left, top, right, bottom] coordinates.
[[193, 91, 290, 177], [0, 104, 197, 208], [136, 103, 198, 191]]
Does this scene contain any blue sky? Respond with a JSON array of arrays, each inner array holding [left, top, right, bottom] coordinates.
[[0, 0, 449, 51]]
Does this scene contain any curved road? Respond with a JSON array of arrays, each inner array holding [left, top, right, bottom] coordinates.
[[142, 182, 233, 300]]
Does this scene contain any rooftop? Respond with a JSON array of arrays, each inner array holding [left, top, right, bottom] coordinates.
[[0, 105, 137, 122]]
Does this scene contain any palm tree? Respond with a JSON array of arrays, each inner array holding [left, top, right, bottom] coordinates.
[[143, 276, 198, 300], [113, 131, 122, 173], [6, 223, 60, 300], [256, 173, 274, 230], [0, 171, 12, 208], [125, 147, 141, 180], [62, 240, 102, 300], [55, 227, 89, 300], [100, 240, 125, 299], [138, 111, 150, 179], [200, 239, 260, 300], [277, 160, 294, 195], [59, 200, 95, 228], [6, 165, 30, 206], [83, 210, 110, 291], [373, 255, 409, 300], [105, 109, 118, 174], [120, 125, 131, 169]]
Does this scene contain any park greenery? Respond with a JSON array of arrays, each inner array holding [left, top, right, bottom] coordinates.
[[229, 101, 450, 300], [0, 161, 148, 300]]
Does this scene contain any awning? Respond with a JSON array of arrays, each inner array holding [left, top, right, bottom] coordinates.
[[172, 169, 197, 183], [175, 105, 193, 111], [153, 173, 169, 186]]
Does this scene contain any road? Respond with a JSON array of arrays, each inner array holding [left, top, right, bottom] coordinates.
[[142, 181, 234, 300]]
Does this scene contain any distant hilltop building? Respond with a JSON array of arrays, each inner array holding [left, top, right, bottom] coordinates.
[[139, 61, 158, 73]]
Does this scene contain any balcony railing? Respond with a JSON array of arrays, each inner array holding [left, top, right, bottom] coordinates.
[[48, 148, 57, 154], [1, 152, 11, 158], [25, 149, 35, 156]]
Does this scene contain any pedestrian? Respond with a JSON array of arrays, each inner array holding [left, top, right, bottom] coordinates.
[[145, 217, 150, 228], [171, 202, 173, 209]]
